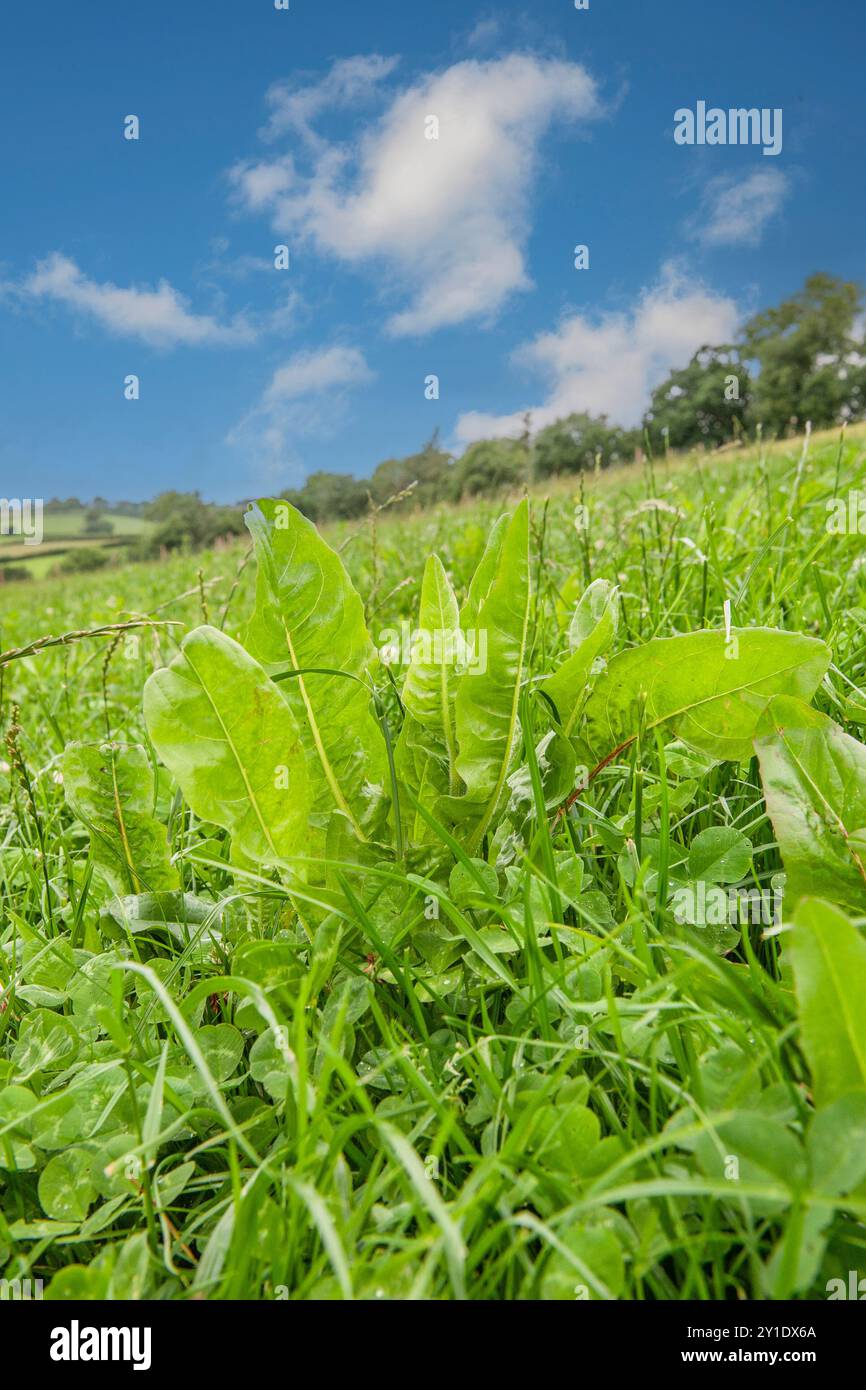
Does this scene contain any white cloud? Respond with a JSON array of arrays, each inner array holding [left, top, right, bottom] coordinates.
[[262, 345, 373, 402], [465, 17, 502, 49], [455, 265, 740, 442], [690, 169, 790, 248], [16, 253, 256, 347], [228, 345, 374, 474], [261, 54, 400, 146], [233, 159, 295, 212], [230, 53, 604, 335]]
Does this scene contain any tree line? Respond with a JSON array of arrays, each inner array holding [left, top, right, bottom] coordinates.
[[274, 271, 866, 524], [48, 271, 866, 551]]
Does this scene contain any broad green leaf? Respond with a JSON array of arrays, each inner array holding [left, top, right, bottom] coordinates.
[[531, 1100, 601, 1177], [449, 858, 498, 908], [568, 578, 619, 652], [698, 1044, 762, 1110], [91, 1135, 143, 1200], [664, 740, 720, 779], [687, 826, 752, 884], [108, 1232, 152, 1300], [144, 625, 310, 867], [693, 1112, 806, 1196], [394, 711, 450, 845], [755, 696, 866, 913], [540, 1223, 625, 1301], [20, 938, 76, 993], [789, 897, 866, 1106], [249, 1030, 291, 1102], [100, 891, 228, 952], [543, 579, 619, 736], [393, 555, 463, 841], [155, 1160, 196, 1209], [453, 500, 531, 850], [0, 1085, 38, 1171], [459, 513, 508, 630], [765, 1093, 866, 1301], [11, 1009, 79, 1079], [232, 939, 304, 1019], [30, 1063, 133, 1150], [244, 499, 386, 842], [194, 1024, 245, 1082], [583, 627, 829, 766], [62, 742, 178, 896], [807, 1094, 866, 1196], [44, 1265, 112, 1301], [38, 1148, 95, 1222], [401, 554, 461, 793], [321, 974, 373, 1032]]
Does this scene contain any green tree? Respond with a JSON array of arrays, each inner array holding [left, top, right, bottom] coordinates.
[[450, 438, 526, 498], [83, 506, 113, 536], [533, 413, 638, 478], [743, 273, 864, 435], [643, 347, 750, 452], [143, 492, 244, 552], [290, 472, 369, 522], [59, 546, 111, 573], [369, 432, 453, 508]]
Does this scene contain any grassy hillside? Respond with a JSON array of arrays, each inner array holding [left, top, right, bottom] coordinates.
[[0, 510, 151, 579], [1, 425, 866, 1300]]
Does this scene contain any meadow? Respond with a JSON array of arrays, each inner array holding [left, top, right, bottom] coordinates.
[[2, 424, 866, 1301], [0, 510, 151, 580]]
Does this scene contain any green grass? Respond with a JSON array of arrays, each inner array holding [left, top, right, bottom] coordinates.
[[1, 425, 866, 1300], [0, 511, 151, 579], [1, 509, 149, 541]]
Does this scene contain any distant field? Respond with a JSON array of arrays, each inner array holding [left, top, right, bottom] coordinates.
[[0, 509, 151, 578], [0, 509, 149, 543], [37, 511, 148, 539]]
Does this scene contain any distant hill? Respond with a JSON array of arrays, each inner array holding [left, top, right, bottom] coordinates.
[[0, 509, 152, 579]]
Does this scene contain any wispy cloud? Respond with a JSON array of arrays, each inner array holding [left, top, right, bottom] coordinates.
[[260, 54, 400, 147], [228, 345, 374, 477], [9, 253, 257, 347], [455, 264, 739, 442], [689, 169, 790, 248], [200, 236, 276, 281], [465, 17, 502, 50], [230, 53, 604, 336], [261, 345, 373, 402]]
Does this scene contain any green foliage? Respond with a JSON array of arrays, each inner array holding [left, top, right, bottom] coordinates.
[[369, 434, 453, 508], [82, 507, 114, 537], [143, 626, 311, 867], [4, 424, 866, 1301], [542, 578, 619, 736], [142, 491, 244, 553], [534, 413, 637, 477], [59, 546, 111, 574], [755, 696, 866, 913], [744, 272, 864, 434], [281, 471, 370, 523], [450, 437, 527, 497], [452, 500, 531, 847], [788, 898, 866, 1107], [398, 554, 461, 796], [582, 627, 829, 765], [643, 346, 750, 452], [244, 498, 386, 847], [62, 742, 178, 896]]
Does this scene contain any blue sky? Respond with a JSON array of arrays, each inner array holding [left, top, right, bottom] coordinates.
[[1, 0, 863, 503]]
